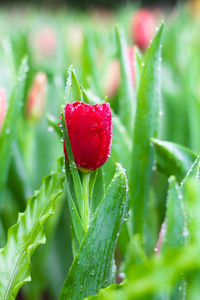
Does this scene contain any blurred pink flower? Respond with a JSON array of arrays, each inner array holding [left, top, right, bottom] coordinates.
[[105, 47, 135, 99], [104, 59, 121, 99], [0, 88, 7, 131], [25, 72, 47, 124], [131, 9, 156, 51], [35, 27, 56, 58], [127, 46, 135, 85]]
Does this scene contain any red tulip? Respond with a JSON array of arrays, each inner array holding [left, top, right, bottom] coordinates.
[[131, 9, 155, 51], [63, 101, 112, 173], [0, 88, 7, 131]]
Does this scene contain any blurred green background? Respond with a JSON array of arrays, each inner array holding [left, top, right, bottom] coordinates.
[[0, 0, 200, 299]]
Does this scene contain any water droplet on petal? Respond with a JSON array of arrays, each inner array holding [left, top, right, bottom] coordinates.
[[90, 122, 98, 130]]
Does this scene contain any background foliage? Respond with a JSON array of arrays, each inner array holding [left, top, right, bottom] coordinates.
[[0, 1, 200, 299]]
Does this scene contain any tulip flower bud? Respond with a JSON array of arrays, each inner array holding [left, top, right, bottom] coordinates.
[[25, 72, 47, 124], [63, 101, 112, 173], [104, 59, 121, 99], [127, 47, 135, 85], [0, 88, 7, 132], [36, 27, 56, 58], [105, 48, 135, 98], [131, 9, 155, 51]]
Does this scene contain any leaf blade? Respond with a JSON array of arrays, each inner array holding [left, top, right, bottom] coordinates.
[[59, 163, 129, 300], [129, 23, 164, 237], [0, 157, 65, 300]]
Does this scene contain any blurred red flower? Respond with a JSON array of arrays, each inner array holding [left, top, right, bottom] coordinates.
[[63, 101, 112, 173]]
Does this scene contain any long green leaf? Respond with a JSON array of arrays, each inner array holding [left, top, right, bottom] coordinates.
[[134, 47, 144, 92], [61, 66, 84, 217], [161, 176, 185, 253], [7, 140, 33, 209], [115, 27, 135, 134], [129, 23, 164, 237], [0, 56, 28, 202], [59, 163, 129, 300], [64, 65, 82, 103], [64, 161, 85, 247], [90, 167, 105, 215], [0, 157, 64, 300], [152, 138, 198, 182], [60, 106, 83, 217]]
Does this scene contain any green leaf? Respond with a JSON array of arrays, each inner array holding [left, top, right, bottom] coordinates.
[[64, 160, 85, 247], [180, 156, 200, 188], [2, 37, 17, 84], [134, 47, 144, 92], [115, 27, 135, 134], [65, 66, 82, 103], [88, 246, 200, 299], [161, 176, 185, 253], [46, 113, 62, 138], [90, 167, 105, 215], [0, 56, 28, 203], [59, 163, 129, 300], [129, 23, 164, 237], [7, 140, 33, 210], [0, 157, 65, 300], [152, 138, 198, 182], [81, 29, 99, 94], [60, 105, 83, 218]]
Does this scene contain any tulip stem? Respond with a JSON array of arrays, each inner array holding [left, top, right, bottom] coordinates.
[[82, 172, 91, 231]]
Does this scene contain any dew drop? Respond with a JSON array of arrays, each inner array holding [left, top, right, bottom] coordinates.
[[91, 270, 95, 276], [61, 137, 64, 142], [90, 122, 98, 130], [152, 165, 157, 171], [183, 228, 189, 237], [82, 106, 90, 115], [5, 128, 10, 134], [93, 134, 99, 139], [119, 272, 125, 279], [47, 126, 54, 132], [159, 110, 164, 116], [179, 194, 183, 200]]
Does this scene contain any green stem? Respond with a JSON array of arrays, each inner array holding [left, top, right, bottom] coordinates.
[[82, 172, 91, 231]]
